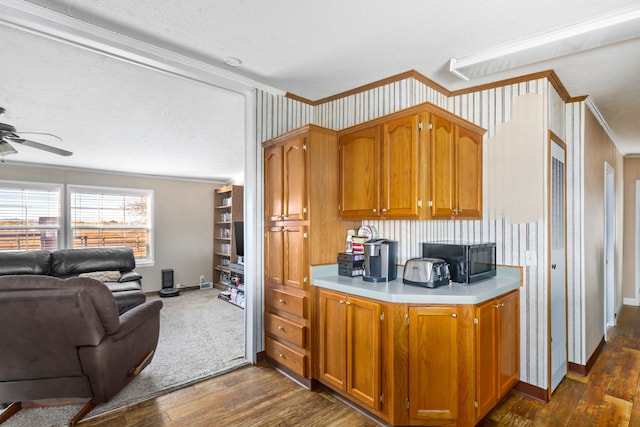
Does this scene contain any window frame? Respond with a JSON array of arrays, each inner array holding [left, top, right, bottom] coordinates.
[[0, 180, 64, 252], [67, 184, 155, 266]]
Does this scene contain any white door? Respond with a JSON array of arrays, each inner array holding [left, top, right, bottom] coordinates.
[[604, 163, 615, 332], [550, 141, 567, 393]]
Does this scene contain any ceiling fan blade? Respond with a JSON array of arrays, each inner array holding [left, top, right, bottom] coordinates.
[[0, 140, 18, 156], [14, 138, 73, 156], [16, 131, 63, 142]]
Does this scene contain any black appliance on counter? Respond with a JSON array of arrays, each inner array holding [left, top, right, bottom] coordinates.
[[422, 241, 496, 284], [363, 239, 398, 282]]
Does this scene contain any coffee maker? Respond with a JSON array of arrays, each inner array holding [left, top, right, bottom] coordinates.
[[363, 239, 398, 282]]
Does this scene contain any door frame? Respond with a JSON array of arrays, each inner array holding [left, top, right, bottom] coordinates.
[[604, 162, 616, 334], [547, 131, 568, 399]]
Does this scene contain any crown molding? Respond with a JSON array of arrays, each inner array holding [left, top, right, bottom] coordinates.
[[585, 97, 617, 144], [0, 0, 285, 96]]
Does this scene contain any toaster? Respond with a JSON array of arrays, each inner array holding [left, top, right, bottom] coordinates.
[[403, 258, 451, 288]]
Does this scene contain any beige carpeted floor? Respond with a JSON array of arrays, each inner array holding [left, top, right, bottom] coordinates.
[[3, 288, 247, 427]]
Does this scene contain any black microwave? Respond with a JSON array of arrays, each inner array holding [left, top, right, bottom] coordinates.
[[421, 241, 496, 284]]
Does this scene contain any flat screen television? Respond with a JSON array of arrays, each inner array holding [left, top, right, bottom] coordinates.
[[233, 220, 244, 259]]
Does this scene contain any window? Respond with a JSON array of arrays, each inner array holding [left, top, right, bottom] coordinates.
[[68, 186, 154, 265], [0, 181, 62, 251]]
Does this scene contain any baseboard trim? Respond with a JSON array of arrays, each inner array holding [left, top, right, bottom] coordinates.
[[624, 297, 638, 306], [568, 336, 606, 377], [514, 381, 548, 402]]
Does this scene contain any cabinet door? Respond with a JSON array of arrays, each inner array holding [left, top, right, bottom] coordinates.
[[498, 291, 519, 397], [319, 290, 347, 390], [339, 126, 380, 218], [456, 126, 482, 218], [283, 226, 307, 289], [283, 137, 306, 221], [264, 145, 284, 222], [381, 115, 419, 218], [475, 300, 499, 421], [346, 296, 382, 410], [408, 306, 458, 423], [430, 115, 455, 218], [265, 226, 283, 285]]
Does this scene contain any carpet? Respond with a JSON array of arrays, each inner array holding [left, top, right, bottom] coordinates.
[[3, 288, 247, 427]]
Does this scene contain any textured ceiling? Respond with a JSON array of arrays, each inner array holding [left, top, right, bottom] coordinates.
[[1, 0, 639, 180]]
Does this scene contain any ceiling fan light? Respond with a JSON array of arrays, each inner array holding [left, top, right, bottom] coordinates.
[[0, 142, 18, 156]]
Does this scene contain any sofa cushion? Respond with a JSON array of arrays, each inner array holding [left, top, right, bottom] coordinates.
[[50, 247, 136, 277], [79, 270, 122, 282], [0, 250, 51, 275]]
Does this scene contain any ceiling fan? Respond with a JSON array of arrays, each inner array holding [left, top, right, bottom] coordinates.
[[0, 107, 72, 158]]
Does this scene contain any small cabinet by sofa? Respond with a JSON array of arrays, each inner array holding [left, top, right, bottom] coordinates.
[[430, 113, 483, 219], [318, 289, 383, 411], [475, 290, 520, 420]]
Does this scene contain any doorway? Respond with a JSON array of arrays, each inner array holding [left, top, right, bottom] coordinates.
[[549, 134, 567, 395], [604, 163, 616, 335]]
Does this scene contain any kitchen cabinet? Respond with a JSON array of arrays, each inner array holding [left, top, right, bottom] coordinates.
[[339, 113, 427, 220], [430, 113, 483, 219], [318, 289, 383, 411], [265, 225, 307, 290], [475, 290, 520, 420], [264, 137, 306, 222], [263, 125, 360, 384], [310, 278, 519, 427], [408, 305, 459, 424]]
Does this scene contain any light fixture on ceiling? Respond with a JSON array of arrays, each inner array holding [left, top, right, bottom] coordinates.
[[449, 5, 640, 81], [224, 57, 242, 67]]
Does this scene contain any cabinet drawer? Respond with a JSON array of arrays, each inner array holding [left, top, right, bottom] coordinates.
[[265, 312, 306, 348], [266, 337, 307, 377], [267, 288, 307, 318]]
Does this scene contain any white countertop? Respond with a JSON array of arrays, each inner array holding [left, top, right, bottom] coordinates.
[[311, 265, 521, 304]]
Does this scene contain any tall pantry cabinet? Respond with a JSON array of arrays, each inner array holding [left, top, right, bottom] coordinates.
[[262, 125, 359, 383]]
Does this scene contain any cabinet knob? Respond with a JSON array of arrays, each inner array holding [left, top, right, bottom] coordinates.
[[382, 208, 388, 213], [278, 326, 284, 331], [451, 313, 457, 318], [278, 353, 285, 358], [283, 216, 288, 220], [372, 209, 377, 213], [346, 301, 351, 306], [339, 300, 344, 304], [279, 299, 286, 304]]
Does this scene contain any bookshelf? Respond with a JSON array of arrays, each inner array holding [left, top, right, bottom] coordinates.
[[213, 185, 244, 308]]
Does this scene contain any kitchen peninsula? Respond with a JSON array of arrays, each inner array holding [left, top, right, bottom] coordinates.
[[311, 266, 521, 426]]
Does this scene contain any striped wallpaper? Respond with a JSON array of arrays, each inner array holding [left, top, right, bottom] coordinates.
[[255, 74, 586, 391]]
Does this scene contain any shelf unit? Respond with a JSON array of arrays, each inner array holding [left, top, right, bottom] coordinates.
[[213, 185, 244, 308]]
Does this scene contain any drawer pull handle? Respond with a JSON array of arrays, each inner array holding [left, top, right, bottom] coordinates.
[[279, 299, 286, 304], [279, 353, 285, 358]]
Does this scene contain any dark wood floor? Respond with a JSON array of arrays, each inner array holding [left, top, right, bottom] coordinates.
[[78, 305, 640, 426]]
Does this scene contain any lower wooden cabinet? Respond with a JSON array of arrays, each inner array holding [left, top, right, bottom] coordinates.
[[318, 289, 383, 411], [408, 306, 459, 425], [475, 290, 520, 420], [312, 286, 519, 427]]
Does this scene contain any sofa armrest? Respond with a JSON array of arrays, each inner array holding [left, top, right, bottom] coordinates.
[[111, 300, 163, 341]]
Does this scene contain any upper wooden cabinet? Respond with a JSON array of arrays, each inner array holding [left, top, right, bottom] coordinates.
[[338, 102, 484, 221], [338, 125, 381, 218], [265, 136, 306, 222], [339, 113, 426, 220], [430, 113, 483, 219]]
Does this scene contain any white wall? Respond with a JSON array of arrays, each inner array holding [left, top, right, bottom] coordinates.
[[0, 163, 222, 292]]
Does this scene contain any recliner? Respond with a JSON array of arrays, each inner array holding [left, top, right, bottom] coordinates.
[[0, 275, 162, 425]]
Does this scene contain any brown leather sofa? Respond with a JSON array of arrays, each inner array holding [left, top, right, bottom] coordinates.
[[0, 275, 163, 425], [0, 247, 146, 314]]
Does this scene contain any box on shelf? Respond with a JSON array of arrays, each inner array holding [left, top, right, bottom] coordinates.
[[337, 252, 365, 277]]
